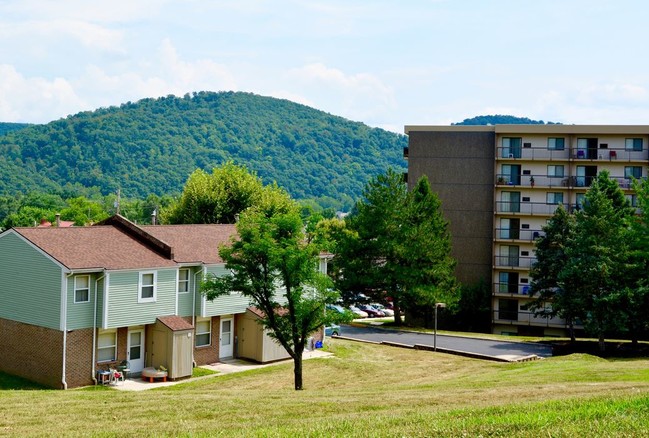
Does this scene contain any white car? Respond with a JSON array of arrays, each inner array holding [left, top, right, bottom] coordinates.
[[371, 303, 394, 317], [349, 305, 368, 318]]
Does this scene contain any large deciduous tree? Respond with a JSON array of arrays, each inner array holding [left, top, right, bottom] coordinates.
[[201, 201, 337, 390]]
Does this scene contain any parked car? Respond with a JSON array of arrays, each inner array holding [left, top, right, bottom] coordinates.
[[325, 324, 341, 337], [326, 304, 346, 314], [358, 304, 385, 318], [349, 305, 368, 318], [371, 303, 394, 317]]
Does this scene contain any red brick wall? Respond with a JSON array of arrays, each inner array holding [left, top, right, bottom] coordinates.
[[0, 317, 64, 388], [193, 316, 220, 365], [65, 328, 94, 388]]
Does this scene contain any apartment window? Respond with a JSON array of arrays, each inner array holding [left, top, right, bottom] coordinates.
[[139, 271, 157, 303], [626, 194, 638, 207], [74, 275, 90, 303], [547, 137, 565, 150], [178, 269, 190, 294], [575, 193, 586, 210], [195, 318, 211, 347], [502, 137, 522, 158], [625, 166, 643, 179], [97, 330, 117, 362], [626, 138, 643, 151], [547, 165, 564, 178], [546, 192, 564, 205], [498, 299, 519, 321]]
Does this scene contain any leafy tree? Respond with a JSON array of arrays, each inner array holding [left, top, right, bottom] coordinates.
[[2, 206, 53, 228], [59, 196, 110, 226], [201, 207, 337, 390], [335, 170, 458, 326]]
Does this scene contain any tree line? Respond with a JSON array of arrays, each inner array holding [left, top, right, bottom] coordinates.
[[529, 171, 649, 349]]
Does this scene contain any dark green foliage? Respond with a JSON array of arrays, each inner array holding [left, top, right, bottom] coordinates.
[[0, 92, 407, 208], [447, 279, 492, 333], [453, 115, 560, 125], [0, 122, 32, 136]]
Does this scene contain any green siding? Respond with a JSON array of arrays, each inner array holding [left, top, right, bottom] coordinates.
[[66, 274, 101, 330], [177, 267, 199, 317], [105, 269, 176, 328], [0, 232, 62, 330], [203, 265, 249, 316]]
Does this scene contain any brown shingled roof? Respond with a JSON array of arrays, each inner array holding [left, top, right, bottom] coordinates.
[[140, 224, 237, 264], [157, 315, 194, 331], [15, 226, 178, 270]]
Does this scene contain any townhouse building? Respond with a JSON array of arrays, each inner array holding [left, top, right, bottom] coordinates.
[[405, 125, 649, 336]]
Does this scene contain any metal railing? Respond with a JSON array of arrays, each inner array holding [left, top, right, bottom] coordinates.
[[492, 309, 569, 328], [496, 174, 634, 189], [494, 255, 537, 269], [493, 282, 532, 295], [495, 201, 568, 215], [494, 228, 544, 241], [496, 146, 648, 162]]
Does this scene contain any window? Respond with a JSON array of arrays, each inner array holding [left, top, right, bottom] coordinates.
[[195, 318, 211, 347], [74, 275, 90, 303], [626, 194, 638, 207], [626, 138, 643, 151], [546, 192, 564, 205], [547, 137, 565, 150], [139, 271, 157, 303], [97, 330, 116, 362], [547, 165, 564, 178], [502, 137, 522, 158], [178, 269, 190, 293], [498, 299, 519, 321], [625, 166, 642, 179]]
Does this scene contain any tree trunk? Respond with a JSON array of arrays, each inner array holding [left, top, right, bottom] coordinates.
[[393, 303, 402, 326], [568, 319, 576, 343], [293, 349, 303, 390], [598, 335, 606, 353]]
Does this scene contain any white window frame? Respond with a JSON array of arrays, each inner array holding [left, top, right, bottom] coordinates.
[[547, 137, 565, 150], [97, 329, 117, 363], [625, 138, 643, 151], [138, 271, 157, 303], [178, 268, 190, 294], [195, 318, 211, 347], [74, 275, 90, 303]]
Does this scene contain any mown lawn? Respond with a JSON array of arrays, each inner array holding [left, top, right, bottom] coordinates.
[[1, 339, 648, 437]]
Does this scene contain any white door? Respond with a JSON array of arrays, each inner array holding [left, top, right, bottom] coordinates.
[[219, 318, 234, 358], [127, 328, 145, 373]]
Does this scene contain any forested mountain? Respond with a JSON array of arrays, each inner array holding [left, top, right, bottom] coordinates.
[[0, 92, 407, 209], [0, 122, 32, 136], [453, 115, 560, 125]]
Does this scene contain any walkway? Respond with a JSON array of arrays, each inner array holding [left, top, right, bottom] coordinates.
[[110, 349, 332, 391], [341, 324, 553, 362]]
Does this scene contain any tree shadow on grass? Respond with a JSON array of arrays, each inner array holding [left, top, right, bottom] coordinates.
[[0, 371, 47, 390]]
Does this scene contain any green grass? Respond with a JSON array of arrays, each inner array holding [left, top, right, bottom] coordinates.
[[1, 340, 648, 436], [192, 367, 219, 378]]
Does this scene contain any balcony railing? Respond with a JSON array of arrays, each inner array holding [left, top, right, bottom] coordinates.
[[492, 309, 570, 328], [495, 228, 544, 241], [496, 146, 648, 162], [493, 282, 532, 295], [496, 174, 635, 189], [495, 201, 568, 215], [494, 255, 537, 269]]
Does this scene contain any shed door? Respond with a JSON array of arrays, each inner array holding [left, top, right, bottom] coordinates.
[[219, 318, 234, 358]]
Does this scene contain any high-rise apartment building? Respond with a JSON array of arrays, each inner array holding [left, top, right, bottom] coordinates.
[[405, 125, 649, 336]]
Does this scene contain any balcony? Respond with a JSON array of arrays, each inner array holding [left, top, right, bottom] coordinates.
[[493, 282, 532, 296], [495, 228, 544, 241], [492, 309, 571, 328], [496, 146, 570, 161], [403, 147, 409, 159], [572, 148, 648, 162], [494, 255, 537, 269], [495, 201, 568, 216]]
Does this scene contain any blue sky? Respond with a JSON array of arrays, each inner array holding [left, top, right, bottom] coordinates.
[[1, 0, 648, 132]]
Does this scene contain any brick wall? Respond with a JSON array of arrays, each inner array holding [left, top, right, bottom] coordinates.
[[0, 317, 64, 388], [193, 316, 220, 365], [65, 328, 94, 388]]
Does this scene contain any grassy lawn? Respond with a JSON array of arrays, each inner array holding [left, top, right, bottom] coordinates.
[[1, 339, 648, 436]]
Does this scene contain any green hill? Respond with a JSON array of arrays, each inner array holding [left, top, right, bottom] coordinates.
[[0, 122, 32, 136], [0, 92, 407, 207], [453, 115, 560, 125]]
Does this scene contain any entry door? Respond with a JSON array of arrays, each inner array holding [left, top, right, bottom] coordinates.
[[127, 328, 145, 373], [219, 318, 234, 358]]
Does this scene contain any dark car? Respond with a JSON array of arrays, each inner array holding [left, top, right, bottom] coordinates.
[[358, 304, 385, 318]]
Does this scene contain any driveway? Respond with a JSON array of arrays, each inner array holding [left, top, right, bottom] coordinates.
[[339, 324, 553, 361]]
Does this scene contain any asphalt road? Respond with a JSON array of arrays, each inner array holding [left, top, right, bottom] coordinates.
[[340, 324, 553, 361]]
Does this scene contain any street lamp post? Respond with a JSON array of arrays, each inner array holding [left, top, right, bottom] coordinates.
[[434, 302, 446, 351]]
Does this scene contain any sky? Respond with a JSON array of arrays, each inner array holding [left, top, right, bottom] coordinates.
[[1, 0, 648, 133]]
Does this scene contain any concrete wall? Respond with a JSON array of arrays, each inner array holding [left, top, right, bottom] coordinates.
[[407, 130, 495, 286]]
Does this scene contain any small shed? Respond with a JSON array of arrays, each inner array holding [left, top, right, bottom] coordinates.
[[237, 308, 291, 363], [149, 316, 194, 379]]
